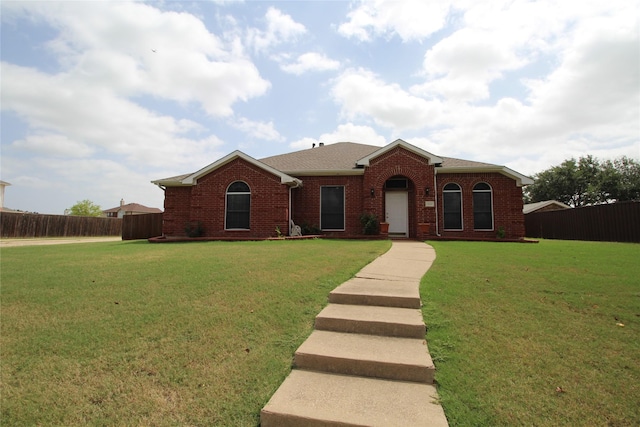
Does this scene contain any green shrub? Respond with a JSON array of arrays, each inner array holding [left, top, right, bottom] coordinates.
[[359, 212, 380, 235]]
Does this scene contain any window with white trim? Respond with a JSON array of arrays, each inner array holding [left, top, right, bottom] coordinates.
[[473, 182, 493, 230], [225, 181, 250, 230], [320, 186, 345, 230], [443, 183, 462, 230]]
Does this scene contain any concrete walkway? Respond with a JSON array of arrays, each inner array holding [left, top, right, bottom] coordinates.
[[0, 236, 121, 247], [261, 240, 449, 427]]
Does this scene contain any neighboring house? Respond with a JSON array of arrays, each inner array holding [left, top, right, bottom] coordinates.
[[523, 200, 571, 214], [103, 199, 162, 218], [0, 180, 10, 210], [152, 139, 533, 240]]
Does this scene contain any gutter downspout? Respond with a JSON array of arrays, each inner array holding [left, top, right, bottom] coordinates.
[[288, 180, 301, 235], [434, 170, 441, 236]]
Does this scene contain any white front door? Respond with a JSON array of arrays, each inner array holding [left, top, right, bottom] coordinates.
[[385, 191, 408, 236]]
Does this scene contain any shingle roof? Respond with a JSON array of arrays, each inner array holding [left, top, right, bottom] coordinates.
[[438, 156, 497, 168], [523, 200, 571, 214], [152, 141, 533, 186], [103, 203, 162, 214], [260, 142, 499, 172], [260, 142, 381, 172]]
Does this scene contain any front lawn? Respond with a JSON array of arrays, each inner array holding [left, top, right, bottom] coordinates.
[[1, 239, 390, 426], [422, 240, 640, 426]]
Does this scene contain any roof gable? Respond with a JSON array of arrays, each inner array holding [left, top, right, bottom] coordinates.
[[103, 203, 162, 214], [152, 150, 302, 187], [356, 139, 443, 167], [523, 200, 571, 214]]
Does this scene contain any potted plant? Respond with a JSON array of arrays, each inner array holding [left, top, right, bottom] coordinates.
[[418, 222, 430, 234]]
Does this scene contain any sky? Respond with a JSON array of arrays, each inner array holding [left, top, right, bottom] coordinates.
[[1, 0, 638, 214]]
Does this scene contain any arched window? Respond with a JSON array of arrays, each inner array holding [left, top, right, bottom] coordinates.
[[443, 183, 462, 230], [226, 181, 250, 230], [473, 182, 493, 230]]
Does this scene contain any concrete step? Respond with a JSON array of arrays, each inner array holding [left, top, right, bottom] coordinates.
[[329, 277, 421, 308], [260, 370, 448, 427], [315, 304, 426, 338], [294, 330, 434, 383]]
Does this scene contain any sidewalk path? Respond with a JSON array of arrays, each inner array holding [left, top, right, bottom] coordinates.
[[261, 240, 449, 426], [0, 237, 121, 247]]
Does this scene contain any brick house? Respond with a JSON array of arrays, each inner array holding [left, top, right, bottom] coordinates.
[[152, 139, 533, 240], [103, 199, 163, 218]]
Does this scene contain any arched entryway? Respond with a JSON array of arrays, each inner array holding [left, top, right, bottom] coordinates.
[[384, 176, 412, 237]]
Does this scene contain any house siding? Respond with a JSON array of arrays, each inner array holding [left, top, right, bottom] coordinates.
[[364, 146, 436, 239], [435, 173, 525, 239], [164, 158, 290, 238], [291, 175, 365, 237], [159, 146, 527, 240]]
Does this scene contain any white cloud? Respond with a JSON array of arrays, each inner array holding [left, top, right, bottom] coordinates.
[[230, 117, 284, 141], [280, 52, 340, 75], [331, 68, 442, 130], [289, 123, 386, 150], [289, 137, 319, 150], [1, 62, 226, 170], [319, 123, 387, 146], [246, 7, 306, 53], [12, 134, 94, 158], [413, 28, 528, 102], [523, 16, 639, 137], [339, 0, 450, 42], [5, 1, 270, 118], [331, 0, 638, 176]]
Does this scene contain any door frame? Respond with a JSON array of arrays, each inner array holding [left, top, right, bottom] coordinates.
[[385, 191, 408, 237]]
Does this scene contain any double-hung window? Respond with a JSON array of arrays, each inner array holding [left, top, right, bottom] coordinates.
[[473, 182, 493, 230], [226, 181, 250, 230], [320, 186, 345, 230], [443, 183, 462, 230]]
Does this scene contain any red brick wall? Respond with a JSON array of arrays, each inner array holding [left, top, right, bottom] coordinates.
[[364, 146, 436, 238], [162, 186, 192, 236], [291, 175, 365, 237], [161, 149, 526, 240], [290, 147, 439, 238], [162, 158, 290, 238], [435, 173, 525, 239]]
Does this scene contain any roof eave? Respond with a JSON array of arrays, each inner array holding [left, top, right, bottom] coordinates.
[[279, 169, 365, 177], [437, 166, 534, 187], [153, 150, 302, 187], [151, 179, 191, 187]]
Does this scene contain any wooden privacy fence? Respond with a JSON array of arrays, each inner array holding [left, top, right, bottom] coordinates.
[[1, 211, 122, 238], [525, 201, 640, 243], [122, 213, 163, 240]]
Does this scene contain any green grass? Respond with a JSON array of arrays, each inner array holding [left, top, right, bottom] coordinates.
[[421, 240, 640, 427], [1, 239, 390, 426]]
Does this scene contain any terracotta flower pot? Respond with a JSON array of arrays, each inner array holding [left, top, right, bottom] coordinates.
[[418, 223, 430, 234], [380, 222, 389, 234]]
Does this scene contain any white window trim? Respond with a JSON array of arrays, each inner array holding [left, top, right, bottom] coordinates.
[[473, 182, 494, 231], [225, 181, 251, 230], [320, 185, 345, 231]]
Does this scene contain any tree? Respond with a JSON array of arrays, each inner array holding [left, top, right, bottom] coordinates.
[[524, 155, 640, 207], [68, 199, 103, 217], [600, 156, 640, 202]]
